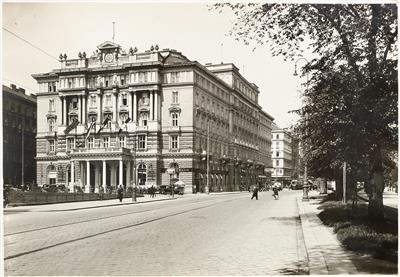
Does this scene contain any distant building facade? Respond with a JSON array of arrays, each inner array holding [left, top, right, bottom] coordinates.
[[3, 84, 37, 187], [271, 125, 298, 185], [32, 41, 274, 193]]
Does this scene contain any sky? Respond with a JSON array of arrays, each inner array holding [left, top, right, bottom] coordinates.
[[2, 2, 306, 128]]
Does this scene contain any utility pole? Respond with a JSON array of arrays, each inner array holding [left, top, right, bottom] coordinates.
[[206, 120, 210, 194], [343, 161, 347, 204]]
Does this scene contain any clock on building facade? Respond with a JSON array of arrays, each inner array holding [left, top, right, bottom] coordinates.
[[104, 53, 114, 63]]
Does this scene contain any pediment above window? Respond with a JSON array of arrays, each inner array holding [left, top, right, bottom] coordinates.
[[46, 113, 57, 120], [168, 106, 181, 113]]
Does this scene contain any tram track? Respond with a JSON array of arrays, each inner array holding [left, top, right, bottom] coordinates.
[[4, 197, 237, 261]]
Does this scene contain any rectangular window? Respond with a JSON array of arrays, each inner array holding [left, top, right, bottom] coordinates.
[[49, 99, 55, 112], [276, 151, 280, 157], [106, 95, 111, 106], [172, 112, 179, 127], [90, 95, 96, 107], [122, 94, 127, 106], [67, 138, 75, 150], [103, 137, 110, 148], [87, 137, 94, 149], [172, 91, 178, 104], [275, 160, 279, 167], [138, 135, 146, 149], [171, 135, 178, 149], [48, 119, 54, 132], [48, 140, 55, 152], [118, 136, 126, 148]]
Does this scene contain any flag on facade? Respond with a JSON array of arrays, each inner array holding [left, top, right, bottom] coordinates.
[[85, 120, 96, 140], [118, 117, 131, 135], [96, 117, 110, 134], [64, 118, 79, 134]]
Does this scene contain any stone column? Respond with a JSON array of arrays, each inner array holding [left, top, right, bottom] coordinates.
[[150, 90, 154, 120], [63, 97, 67, 126], [78, 96, 82, 123], [113, 93, 117, 123], [119, 160, 123, 187], [70, 161, 75, 188], [80, 162, 84, 187], [82, 95, 86, 124], [94, 163, 99, 193], [97, 92, 101, 124], [154, 90, 158, 121], [126, 161, 131, 189], [103, 160, 107, 188], [111, 162, 116, 189], [133, 92, 137, 122], [128, 92, 132, 120], [86, 160, 90, 193]]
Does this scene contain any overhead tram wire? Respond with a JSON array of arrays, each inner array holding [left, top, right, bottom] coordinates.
[[3, 27, 60, 62]]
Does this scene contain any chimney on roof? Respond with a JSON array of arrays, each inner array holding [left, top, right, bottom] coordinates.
[[18, 88, 26, 94], [11, 84, 17, 90]]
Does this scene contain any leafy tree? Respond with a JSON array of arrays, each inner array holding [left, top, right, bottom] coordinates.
[[213, 3, 398, 220]]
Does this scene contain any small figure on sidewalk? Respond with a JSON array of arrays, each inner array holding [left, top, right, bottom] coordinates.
[[117, 184, 124, 202], [99, 185, 104, 200], [251, 186, 259, 200]]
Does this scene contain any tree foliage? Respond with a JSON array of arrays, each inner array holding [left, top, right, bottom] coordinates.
[[213, 3, 398, 220]]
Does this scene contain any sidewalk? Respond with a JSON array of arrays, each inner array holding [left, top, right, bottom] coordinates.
[[297, 191, 360, 274], [4, 194, 177, 212], [3, 191, 242, 213]]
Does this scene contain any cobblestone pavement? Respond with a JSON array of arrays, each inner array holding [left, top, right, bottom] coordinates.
[[4, 190, 308, 276]]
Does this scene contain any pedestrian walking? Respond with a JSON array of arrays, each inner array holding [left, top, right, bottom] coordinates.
[[117, 184, 124, 202], [251, 186, 259, 200]]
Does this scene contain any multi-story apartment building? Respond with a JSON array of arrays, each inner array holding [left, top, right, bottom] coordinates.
[[3, 84, 37, 188], [32, 41, 274, 193], [271, 125, 294, 185]]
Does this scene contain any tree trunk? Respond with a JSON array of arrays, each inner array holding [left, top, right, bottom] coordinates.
[[368, 169, 385, 220], [336, 175, 343, 200]]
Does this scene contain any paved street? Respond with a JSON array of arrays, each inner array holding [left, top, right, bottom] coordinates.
[[4, 191, 308, 276]]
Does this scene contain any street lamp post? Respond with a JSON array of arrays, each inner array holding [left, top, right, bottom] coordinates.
[[294, 57, 310, 201]]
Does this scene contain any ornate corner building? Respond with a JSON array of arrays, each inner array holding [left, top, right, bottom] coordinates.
[[32, 41, 274, 193]]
